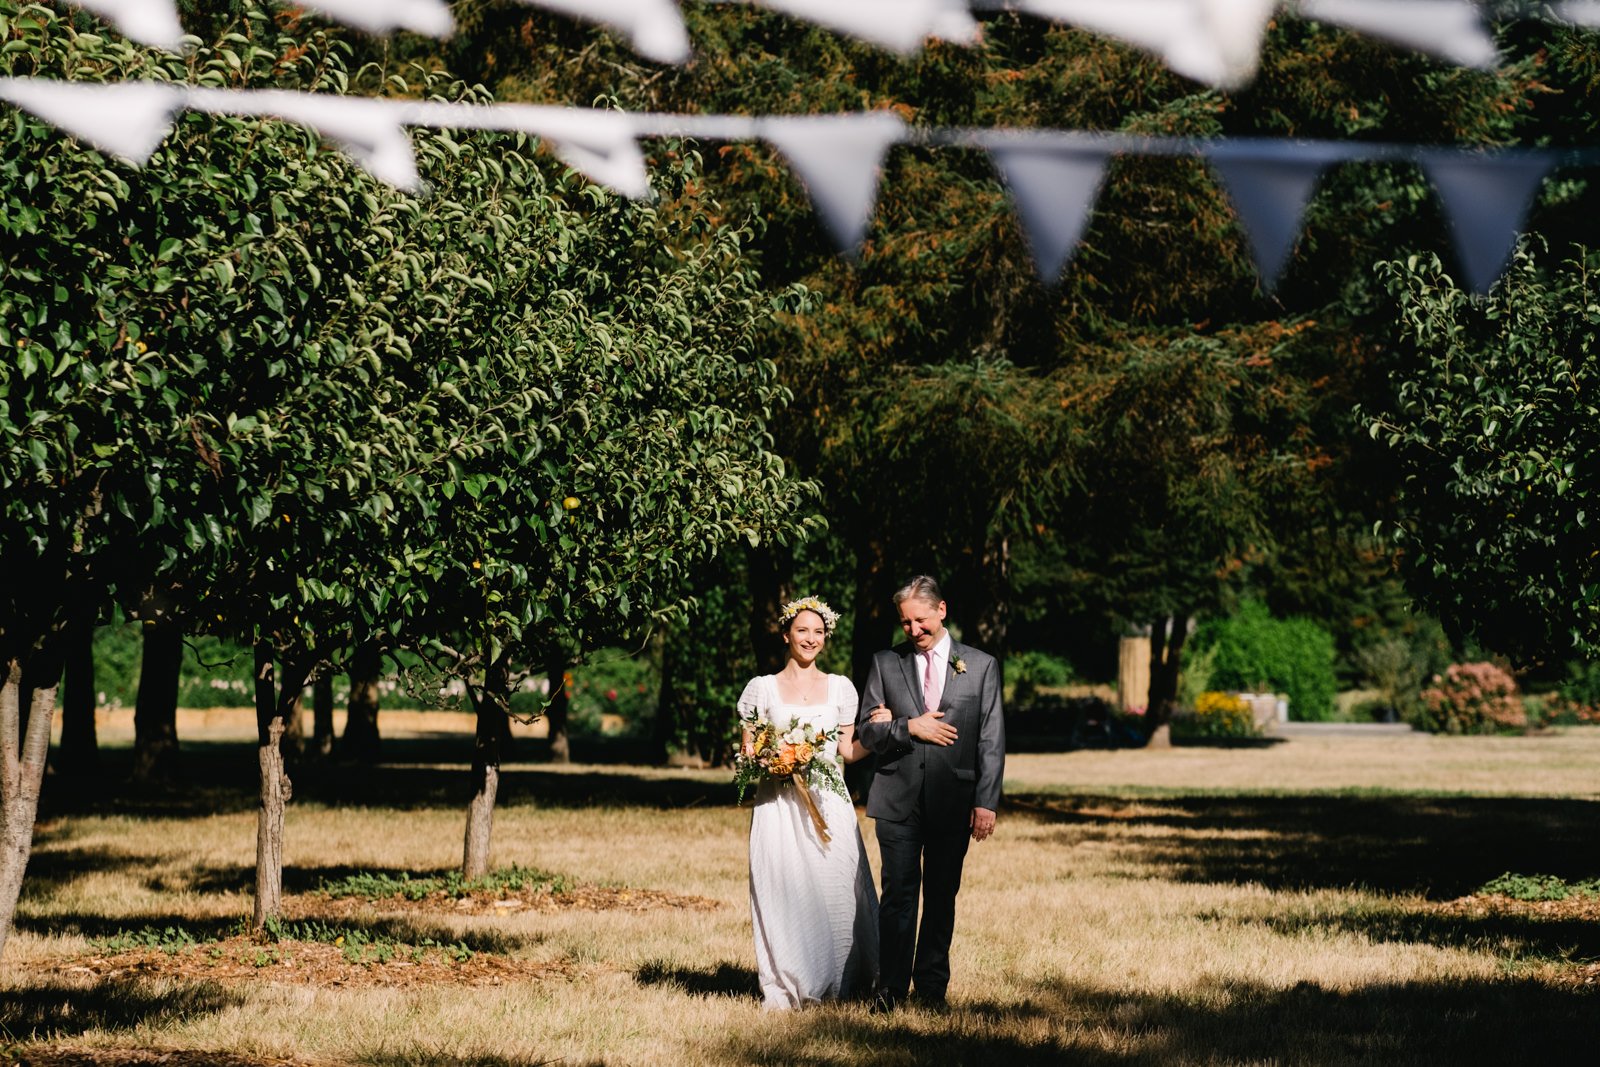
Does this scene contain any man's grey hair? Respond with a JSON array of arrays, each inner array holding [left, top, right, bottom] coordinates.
[[893, 575, 944, 607]]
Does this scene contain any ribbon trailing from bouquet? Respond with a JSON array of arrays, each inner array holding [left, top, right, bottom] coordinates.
[[791, 778, 833, 845]]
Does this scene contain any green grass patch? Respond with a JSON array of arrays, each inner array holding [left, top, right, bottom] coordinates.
[[90, 919, 476, 965], [259, 917, 474, 963], [91, 924, 203, 955], [1478, 872, 1600, 901], [316, 865, 570, 901]]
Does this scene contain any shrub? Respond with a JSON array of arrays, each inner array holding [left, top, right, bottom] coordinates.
[[1197, 601, 1337, 721], [1008, 649, 1077, 705], [1478, 872, 1600, 901], [1172, 691, 1258, 740], [1546, 660, 1600, 724], [1417, 662, 1527, 734], [1175, 641, 1217, 710], [1538, 693, 1600, 726], [559, 652, 657, 736], [1008, 650, 1076, 688], [1350, 625, 1448, 722]]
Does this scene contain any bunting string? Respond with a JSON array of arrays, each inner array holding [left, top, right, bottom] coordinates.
[[1, 75, 1585, 292], [49, 1, 1600, 88]]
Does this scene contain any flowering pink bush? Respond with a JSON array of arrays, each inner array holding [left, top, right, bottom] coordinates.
[[1541, 694, 1600, 725], [1418, 662, 1527, 734]]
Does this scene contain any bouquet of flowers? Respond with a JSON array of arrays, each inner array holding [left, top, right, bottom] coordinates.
[[734, 717, 848, 843]]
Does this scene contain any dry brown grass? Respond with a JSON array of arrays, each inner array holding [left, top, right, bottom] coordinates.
[[5, 725, 1599, 1065]]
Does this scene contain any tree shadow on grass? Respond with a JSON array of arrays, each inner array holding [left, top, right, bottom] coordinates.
[[16, 844, 135, 905], [635, 958, 760, 1000], [712, 976, 1598, 1066], [0, 976, 242, 1040], [1171, 736, 1288, 749], [1042, 976, 1598, 1066], [1225, 906, 1600, 964], [40, 754, 732, 820], [180, 861, 474, 896], [1009, 792, 1600, 898]]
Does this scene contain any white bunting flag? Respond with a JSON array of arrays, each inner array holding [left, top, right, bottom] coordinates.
[[185, 89, 422, 189], [1193, 0, 1279, 88], [293, 0, 456, 36], [1418, 149, 1557, 294], [751, 0, 975, 53], [514, 0, 692, 63], [1297, 0, 1499, 69], [1016, 0, 1275, 88], [0, 77, 180, 163], [470, 105, 651, 198], [1207, 140, 1351, 287], [74, 0, 187, 51], [986, 140, 1110, 283], [929, 0, 985, 46], [761, 111, 905, 250], [1556, 1, 1600, 27], [1017, 1, 1202, 76]]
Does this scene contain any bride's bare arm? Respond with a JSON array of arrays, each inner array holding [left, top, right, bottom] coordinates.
[[838, 707, 892, 764]]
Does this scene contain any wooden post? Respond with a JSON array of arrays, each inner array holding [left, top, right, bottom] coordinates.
[[1118, 635, 1151, 712]]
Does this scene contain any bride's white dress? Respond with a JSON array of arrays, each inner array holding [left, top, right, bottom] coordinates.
[[739, 673, 879, 1010]]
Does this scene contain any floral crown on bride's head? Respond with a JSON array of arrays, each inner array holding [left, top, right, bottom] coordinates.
[[779, 595, 840, 635]]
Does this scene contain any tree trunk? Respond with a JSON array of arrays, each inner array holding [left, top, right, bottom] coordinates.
[[132, 619, 182, 783], [57, 624, 98, 776], [1118, 633, 1152, 713], [1145, 614, 1190, 748], [252, 642, 305, 930], [340, 643, 382, 763], [462, 659, 512, 880], [0, 656, 61, 959], [850, 537, 891, 692], [746, 543, 791, 675], [280, 688, 306, 762], [545, 657, 571, 764], [309, 672, 335, 760], [972, 534, 1012, 657], [652, 630, 678, 766]]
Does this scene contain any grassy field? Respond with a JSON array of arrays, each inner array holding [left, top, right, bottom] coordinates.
[[4, 724, 1599, 1065]]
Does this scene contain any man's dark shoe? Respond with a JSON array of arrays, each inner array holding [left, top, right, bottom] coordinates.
[[870, 992, 901, 1015], [912, 990, 949, 1012]]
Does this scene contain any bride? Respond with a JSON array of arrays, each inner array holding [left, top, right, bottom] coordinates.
[[738, 596, 886, 1010]]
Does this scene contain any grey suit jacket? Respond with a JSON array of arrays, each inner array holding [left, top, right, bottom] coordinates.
[[856, 640, 1005, 826]]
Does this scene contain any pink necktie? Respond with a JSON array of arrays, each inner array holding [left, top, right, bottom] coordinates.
[[923, 650, 942, 713]]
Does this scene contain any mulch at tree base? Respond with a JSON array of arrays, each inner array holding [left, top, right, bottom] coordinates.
[[20, 935, 581, 989], [295, 883, 721, 919], [1443, 893, 1600, 987], [16, 884, 720, 992], [1442, 892, 1600, 923]]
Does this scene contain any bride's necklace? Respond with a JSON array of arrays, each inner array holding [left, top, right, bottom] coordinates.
[[779, 669, 827, 704]]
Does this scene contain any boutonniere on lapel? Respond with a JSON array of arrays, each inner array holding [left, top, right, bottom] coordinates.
[[951, 656, 967, 675]]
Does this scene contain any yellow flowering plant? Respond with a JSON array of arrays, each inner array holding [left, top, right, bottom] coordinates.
[[1177, 691, 1259, 739]]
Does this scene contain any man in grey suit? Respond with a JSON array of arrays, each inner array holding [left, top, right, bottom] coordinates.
[[856, 575, 1005, 1011]]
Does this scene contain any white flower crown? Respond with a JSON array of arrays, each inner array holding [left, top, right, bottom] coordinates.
[[779, 595, 840, 635]]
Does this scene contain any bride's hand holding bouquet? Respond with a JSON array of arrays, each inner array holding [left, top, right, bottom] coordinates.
[[735, 717, 847, 843]]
